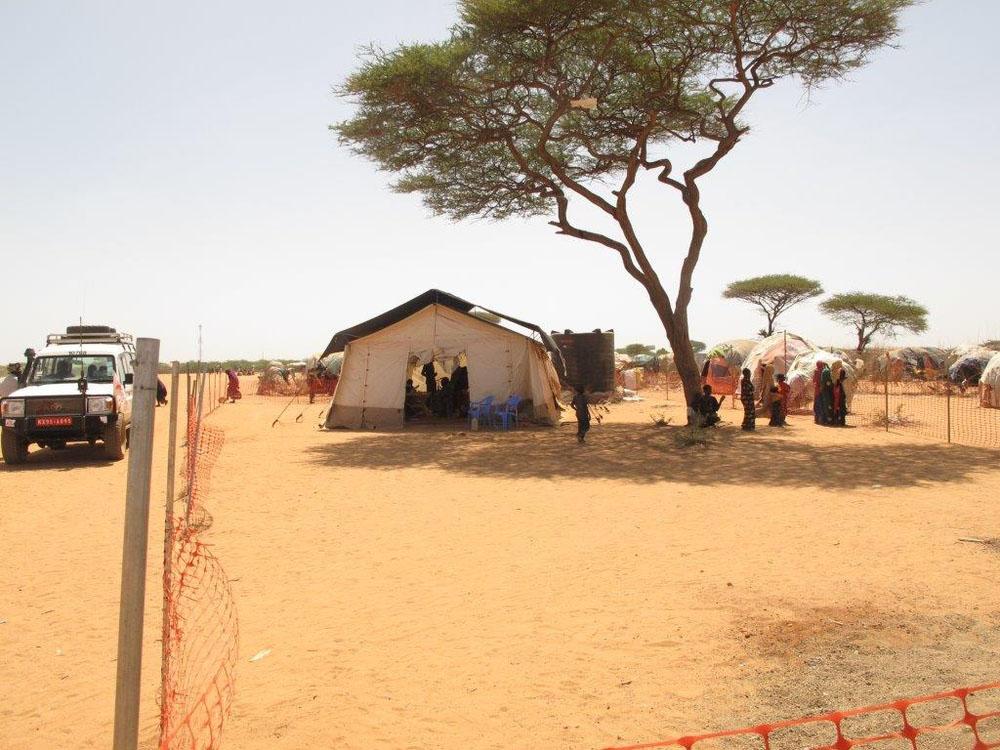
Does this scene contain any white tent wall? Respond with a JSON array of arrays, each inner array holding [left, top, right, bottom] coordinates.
[[326, 304, 561, 429], [981, 352, 1000, 409]]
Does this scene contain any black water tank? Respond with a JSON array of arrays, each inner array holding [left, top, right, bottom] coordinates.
[[552, 331, 615, 391]]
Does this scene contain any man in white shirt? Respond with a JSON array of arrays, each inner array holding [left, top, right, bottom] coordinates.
[[0, 363, 22, 398]]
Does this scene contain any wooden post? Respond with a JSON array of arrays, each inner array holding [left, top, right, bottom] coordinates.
[[186, 369, 208, 524], [112, 337, 161, 750], [884, 359, 890, 432], [946, 381, 952, 444], [159, 362, 180, 744]]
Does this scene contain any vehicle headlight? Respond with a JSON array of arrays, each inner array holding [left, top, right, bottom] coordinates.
[[87, 396, 115, 414], [1, 399, 25, 418]]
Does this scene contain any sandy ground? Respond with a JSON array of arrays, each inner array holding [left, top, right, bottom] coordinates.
[[2, 387, 999, 749]]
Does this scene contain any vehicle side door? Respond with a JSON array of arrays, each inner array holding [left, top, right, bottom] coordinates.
[[118, 352, 135, 421]]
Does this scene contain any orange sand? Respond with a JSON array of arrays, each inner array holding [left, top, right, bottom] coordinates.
[[2, 389, 998, 749]]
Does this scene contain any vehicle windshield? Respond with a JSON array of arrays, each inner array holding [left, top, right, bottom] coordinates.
[[28, 355, 117, 384]]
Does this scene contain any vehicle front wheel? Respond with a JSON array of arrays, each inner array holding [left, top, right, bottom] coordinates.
[[103, 419, 127, 461], [1, 428, 29, 465]]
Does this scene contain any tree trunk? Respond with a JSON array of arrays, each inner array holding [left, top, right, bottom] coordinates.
[[856, 328, 867, 354]]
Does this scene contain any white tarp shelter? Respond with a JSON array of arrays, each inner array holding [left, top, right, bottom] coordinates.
[[324, 298, 563, 429], [980, 352, 1000, 408]]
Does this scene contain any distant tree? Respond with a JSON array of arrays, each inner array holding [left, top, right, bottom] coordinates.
[[335, 0, 912, 405], [655, 348, 670, 356], [690, 340, 706, 354], [722, 274, 823, 337], [983, 340, 1000, 352], [820, 293, 929, 353], [618, 343, 655, 358]]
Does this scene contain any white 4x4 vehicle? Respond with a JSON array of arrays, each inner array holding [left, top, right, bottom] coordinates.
[[1, 326, 136, 464]]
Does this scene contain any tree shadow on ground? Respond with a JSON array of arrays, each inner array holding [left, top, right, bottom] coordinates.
[[304, 423, 996, 489]]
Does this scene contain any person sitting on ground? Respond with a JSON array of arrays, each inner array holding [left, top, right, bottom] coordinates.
[[775, 373, 790, 426], [691, 384, 721, 427], [156, 379, 168, 407], [571, 385, 591, 444]]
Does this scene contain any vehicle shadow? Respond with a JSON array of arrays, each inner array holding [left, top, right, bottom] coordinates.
[[0, 443, 118, 471], [303, 423, 995, 490]]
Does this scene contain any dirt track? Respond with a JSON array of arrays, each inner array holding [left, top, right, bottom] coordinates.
[[2, 391, 998, 749]]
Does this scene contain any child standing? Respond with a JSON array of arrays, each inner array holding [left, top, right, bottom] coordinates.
[[571, 385, 591, 444]]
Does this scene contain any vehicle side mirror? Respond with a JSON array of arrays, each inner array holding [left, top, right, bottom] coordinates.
[[124, 373, 134, 385]]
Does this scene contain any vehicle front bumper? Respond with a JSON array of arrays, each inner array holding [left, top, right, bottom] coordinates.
[[2, 413, 120, 443]]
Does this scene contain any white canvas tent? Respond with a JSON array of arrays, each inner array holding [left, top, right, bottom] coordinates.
[[742, 331, 819, 395], [324, 299, 563, 429]]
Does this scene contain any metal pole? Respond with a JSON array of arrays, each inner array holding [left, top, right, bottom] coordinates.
[[159, 362, 180, 744], [112, 337, 161, 750]]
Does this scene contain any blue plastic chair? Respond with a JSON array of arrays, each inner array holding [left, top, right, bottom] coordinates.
[[469, 395, 495, 429], [494, 395, 523, 431]]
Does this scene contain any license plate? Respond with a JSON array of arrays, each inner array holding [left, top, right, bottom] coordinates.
[[36, 416, 73, 427]]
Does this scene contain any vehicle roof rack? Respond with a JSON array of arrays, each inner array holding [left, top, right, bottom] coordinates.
[[46, 331, 136, 347]]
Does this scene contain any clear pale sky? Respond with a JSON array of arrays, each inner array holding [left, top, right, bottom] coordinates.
[[2, 1, 997, 363]]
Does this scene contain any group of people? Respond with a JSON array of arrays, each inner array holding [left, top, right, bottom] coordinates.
[[693, 361, 850, 432], [812, 361, 849, 426], [404, 361, 470, 420]]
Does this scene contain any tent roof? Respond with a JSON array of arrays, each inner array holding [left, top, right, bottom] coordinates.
[[321, 289, 565, 374]]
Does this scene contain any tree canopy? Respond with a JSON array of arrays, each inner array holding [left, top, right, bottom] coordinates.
[[722, 274, 823, 336], [335, 0, 912, 401], [819, 292, 928, 353], [617, 343, 656, 357]]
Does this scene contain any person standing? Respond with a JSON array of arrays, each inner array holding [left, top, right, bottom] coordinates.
[[1, 364, 21, 398], [571, 385, 591, 444], [833, 370, 849, 426], [225, 369, 242, 402], [819, 364, 835, 425], [776, 373, 791, 425], [768, 386, 784, 427], [421, 360, 437, 394], [740, 368, 755, 431], [812, 361, 825, 424]]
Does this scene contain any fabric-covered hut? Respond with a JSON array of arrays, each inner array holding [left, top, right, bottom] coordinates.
[[742, 332, 819, 400], [877, 347, 948, 381], [948, 346, 993, 386], [322, 290, 565, 429], [980, 352, 1000, 408], [702, 339, 756, 396]]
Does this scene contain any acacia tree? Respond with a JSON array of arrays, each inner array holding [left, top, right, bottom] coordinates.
[[820, 292, 928, 353], [722, 274, 823, 337], [335, 0, 911, 402]]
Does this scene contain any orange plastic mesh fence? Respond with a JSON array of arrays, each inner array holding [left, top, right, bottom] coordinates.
[[160, 398, 238, 750], [605, 681, 1000, 750]]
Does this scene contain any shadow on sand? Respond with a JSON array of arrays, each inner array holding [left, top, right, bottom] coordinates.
[[304, 422, 995, 490], [0, 443, 118, 472]]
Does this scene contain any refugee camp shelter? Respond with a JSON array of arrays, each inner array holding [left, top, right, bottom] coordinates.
[[785, 350, 857, 412], [981, 352, 1000, 408], [742, 331, 818, 394], [321, 290, 565, 429], [703, 339, 756, 396]]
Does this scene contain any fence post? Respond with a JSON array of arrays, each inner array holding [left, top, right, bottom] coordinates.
[[112, 337, 161, 750], [884, 361, 890, 432], [946, 381, 952, 444], [159, 362, 180, 744]]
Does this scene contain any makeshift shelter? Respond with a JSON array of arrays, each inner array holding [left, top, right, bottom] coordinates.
[[949, 347, 993, 385], [702, 339, 756, 396], [322, 290, 564, 429], [785, 350, 857, 412], [877, 347, 948, 381], [980, 352, 1000, 408], [742, 332, 819, 397]]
